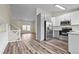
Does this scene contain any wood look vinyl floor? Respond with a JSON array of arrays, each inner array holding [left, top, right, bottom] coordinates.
[[3, 33, 68, 54]]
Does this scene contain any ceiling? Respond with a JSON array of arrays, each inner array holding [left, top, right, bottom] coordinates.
[[10, 4, 79, 21]]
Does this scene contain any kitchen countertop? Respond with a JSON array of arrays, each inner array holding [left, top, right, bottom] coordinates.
[[53, 29, 62, 31], [68, 31, 79, 35]]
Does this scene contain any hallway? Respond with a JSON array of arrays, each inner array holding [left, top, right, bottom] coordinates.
[[4, 33, 68, 54]]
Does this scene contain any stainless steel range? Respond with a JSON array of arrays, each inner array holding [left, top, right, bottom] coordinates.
[[59, 28, 72, 36], [60, 20, 72, 36]]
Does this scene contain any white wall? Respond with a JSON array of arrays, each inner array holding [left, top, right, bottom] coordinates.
[[0, 5, 11, 54], [0, 5, 11, 24], [36, 8, 52, 41], [0, 32, 8, 53], [37, 14, 41, 40], [41, 16, 44, 41], [0, 24, 8, 53]]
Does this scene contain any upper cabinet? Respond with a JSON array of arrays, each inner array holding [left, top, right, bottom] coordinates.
[[53, 13, 71, 26], [54, 16, 61, 26], [70, 11, 79, 25], [60, 13, 71, 21], [52, 10, 79, 26]]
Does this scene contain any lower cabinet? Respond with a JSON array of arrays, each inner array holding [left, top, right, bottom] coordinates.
[[53, 30, 59, 39]]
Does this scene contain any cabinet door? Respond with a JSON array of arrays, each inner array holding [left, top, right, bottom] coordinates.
[[70, 11, 79, 25], [62, 13, 71, 21], [53, 30, 59, 38], [51, 17, 55, 26], [54, 16, 61, 26]]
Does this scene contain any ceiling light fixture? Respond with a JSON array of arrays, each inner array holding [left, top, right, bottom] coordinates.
[[55, 5, 66, 10]]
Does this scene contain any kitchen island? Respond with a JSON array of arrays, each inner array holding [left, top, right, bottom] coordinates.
[[68, 31, 79, 54]]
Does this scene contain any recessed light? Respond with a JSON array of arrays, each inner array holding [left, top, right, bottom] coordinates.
[[55, 5, 66, 10]]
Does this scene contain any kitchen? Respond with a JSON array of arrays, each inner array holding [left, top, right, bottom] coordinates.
[[51, 10, 79, 54], [36, 5, 79, 54]]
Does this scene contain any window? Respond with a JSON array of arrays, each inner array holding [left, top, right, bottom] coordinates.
[[26, 25, 31, 31], [22, 25, 31, 31], [22, 25, 27, 30]]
